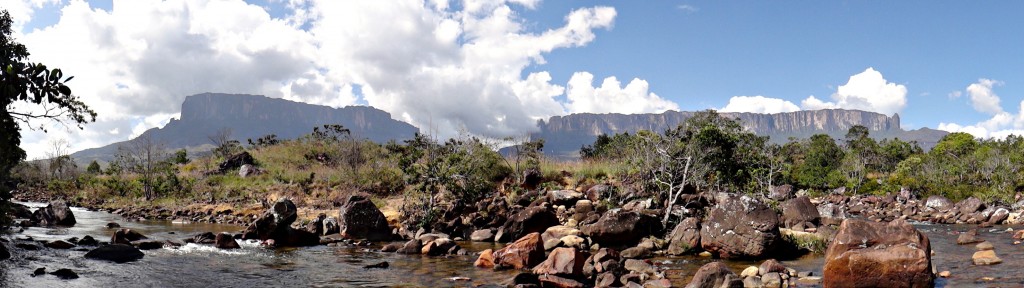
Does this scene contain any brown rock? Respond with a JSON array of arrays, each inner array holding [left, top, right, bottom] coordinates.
[[581, 209, 662, 248], [538, 274, 585, 288], [758, 259, 786, 276], [502, 206, 560, 242], [700, 194, 782, 259], [475, 249, 495, 268], [684, 261, 742, 288], [781, 196, 820, 229], [956, 229, 983, 245], [215, 232, 240, 249], [338, 194, 392, 241], [823, 219, 934, 288], [111, 228, 147, 245], [666, 217, 701, 255], [44, 240, 76, 249], [532, 247, 589, 276], [972, 250, 1002, 265], [493, 232, 546, 270], [396, 239, 422, 254]]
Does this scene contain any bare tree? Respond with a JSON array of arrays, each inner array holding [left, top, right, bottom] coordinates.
[[46, 138, 76, 180], [116, 134, 167, 200], [752, 143, 786, 197], [208, 127, 240, 158]]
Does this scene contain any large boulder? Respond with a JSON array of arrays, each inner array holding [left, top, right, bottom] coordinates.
[[547, 190, 584, 207], [684, 261, 743, 288], [581, 209, 662, 248], [215, 232, 240, 249], [30, 200, 76, 227], [780, 196, 820, 229], [532, 247, 589, 276], [9, 203, 33, 219], [823, 219, 934, 288], [218, 151, 255, 173], [111, 229, 148, 245], [956, 197, 985, 215], [0, 242, 9, 260], [817, 203, 848, 226], [924, 195, 953, 210], [338, 194, 392, 241], [768, 185, 794, 201], [502, 206, 560, 242], [666, 217, 701, 255], [84, 244, 145, 263], [242, 199, 320, 247], [700, 194, 782, 259], [491, 232, 546, 270]]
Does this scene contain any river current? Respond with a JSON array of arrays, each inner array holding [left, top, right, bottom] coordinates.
[[2, 202, 1022, 287]]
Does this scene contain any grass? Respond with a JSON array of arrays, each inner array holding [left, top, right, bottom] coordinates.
[[781, 228, 830, 254], [539, 158, 629, 189]]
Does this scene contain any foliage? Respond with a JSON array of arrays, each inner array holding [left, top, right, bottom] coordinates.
[[86, 160, 101, 174]]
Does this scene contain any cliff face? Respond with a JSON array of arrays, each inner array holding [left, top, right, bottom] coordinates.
[[533, 109, 941, 158], [72, 93, 419, 162]]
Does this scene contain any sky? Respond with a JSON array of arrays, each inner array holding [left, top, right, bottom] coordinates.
[[4, 0, 1024, 159]]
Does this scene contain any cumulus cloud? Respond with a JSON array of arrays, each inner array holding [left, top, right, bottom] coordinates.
[[719, 96, 800, 114], [564, 72, 679, 114], [966, 78, 1003, 115], [798, 68, 907, 115], [12, 0, 680, 158], [938, 79, 1024, 139]]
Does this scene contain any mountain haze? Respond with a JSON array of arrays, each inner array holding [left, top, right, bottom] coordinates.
[[533, 109, 948, 158]]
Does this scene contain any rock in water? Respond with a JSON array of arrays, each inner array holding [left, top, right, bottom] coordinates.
[[44, 240, 76, 249], [581, 209, 662, 248], [666, 217, 701, 255], [84, 244, 145, 263], [956, 229, 983, 245], [0, 242, 9, 261], [491, 232, 546, 270], [50, 268, 79, 280], [192, 232, 216, 244], [215, 232, 241, 249], [111, 229, 148, 245], [531, 247, 589, 276], [338, 194, 392, 241], [363, 261, 389, 269], [700, 194, 782, 259], [972, 250, 1002, 265], [823, 219, 933, 288], [30, 200, 76, 227], [684, 261, 742, 288]]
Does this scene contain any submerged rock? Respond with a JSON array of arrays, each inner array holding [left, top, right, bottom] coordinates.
[[50, 268, 79, 280], [823, 219, 933, 288], [84, 244, 145, 263]]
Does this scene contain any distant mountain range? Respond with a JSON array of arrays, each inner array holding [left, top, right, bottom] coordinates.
[[71, 93, 419, 163], [71, 93, 948, 163], [531, 110, 948, 158]]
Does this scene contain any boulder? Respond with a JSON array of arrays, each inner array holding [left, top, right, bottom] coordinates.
[[396, 239, 423, 254], [619, 246, 652, 259], [667, 217, 701, 255], [77, 235, 99, 246], [761, 272, 783, 288], [956, 197, 985, 215], [586, 184, 613, 202], [956, 229, 983, 245], [522, 168, 542, 190], [44, 240, 76, 249], [84, 244, 145, 263], [972, 250, 1002, 265], [502, 206, 560, 242], [471, 229, 495, 242], [0, 242, 9, 260], [338, 194, 392, 241], [218, 151, 255, 173], [322, 217, 340, 235], [238, 164, 261, 178], [215, 233, 240, 249], [768, 185, 794, 201], [758, 259, 786, 276], [30, 200, 76, 227], [816, 203, 848, 226], [492, 232, 546, 270], [305, 213, 326, 236], [581, 209, 662, 248], [50, 268, 79, 280], [823, 219, 933, 288], [538, 274, 586, 288], [132, 240, 164, 250], [532, 247, 589, 276], [273, 198, 298, 227], [685, 261, 743, 288], [541, 226, 580, 244], [740, 266, 759, 277], [242, 199, 320, 247], [924, 195, 953, 210], [421, 238, 457, 256], [701, 194, 782, 259], [111, 229, 148, 245], [192, 232, 216, 244], [986, 207, 1010, 225], [548, 190, 584, 207], [780, 197, 820, 229], [475, 249, 495, 268], [9, 203, 32, 219], [623, 259, 656, 275]]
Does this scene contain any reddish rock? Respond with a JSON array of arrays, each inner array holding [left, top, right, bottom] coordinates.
[[781, 196, 820, 228], [538, 274, 586, 288], [684, 261, 742, 288], [475, 249, 495, 268], [758, 259, 786, 276], [823, 219, 934, 288], [492, 232, 546, 270], [581, 209, 662, 248], [700, 194, 782, 259], [532, 247, 589, 276], [666, 217, 701, 255]]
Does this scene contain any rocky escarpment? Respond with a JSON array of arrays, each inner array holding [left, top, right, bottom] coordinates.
[[72, 93, 419, 163], [531, 109, 946, 158]]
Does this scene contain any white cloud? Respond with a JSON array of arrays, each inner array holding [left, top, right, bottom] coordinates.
[[564, 72, 679, 114], [799, 68, 907, 115], [1, 0, 60, 31], [14, 0, 676, 159], [938, 79, 1024, 139], [719, 96, 800, 114], [948, 91, 962, 99], [677, 4, 698, 13], [966, 78, 1003, 115]]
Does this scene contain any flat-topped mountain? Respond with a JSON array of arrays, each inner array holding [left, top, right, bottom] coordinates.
[[72, 93, 419, 163], [533, 109, 947, 158]]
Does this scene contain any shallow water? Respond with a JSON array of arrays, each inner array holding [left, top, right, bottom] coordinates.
[[2, 203, 1023, 287]]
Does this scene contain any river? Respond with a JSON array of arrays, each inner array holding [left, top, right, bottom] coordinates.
[[1, 202, 1022, 287]]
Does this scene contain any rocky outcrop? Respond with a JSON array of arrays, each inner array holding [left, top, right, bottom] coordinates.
[[84, 244, 145, 263], [338, 194, 392, 241], [701, 194, 782, 259], [490, 232, 546, 270], [30, 200, 76, 227], [823, 219, 933, 288], [581, 209, 662, 248], [667, 217, 700, 255]]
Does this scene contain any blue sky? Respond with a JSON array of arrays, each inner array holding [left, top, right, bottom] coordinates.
[[6, 0, 1024, 157]]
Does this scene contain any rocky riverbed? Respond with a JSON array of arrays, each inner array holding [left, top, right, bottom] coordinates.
[[6, 186, 1024, 287]]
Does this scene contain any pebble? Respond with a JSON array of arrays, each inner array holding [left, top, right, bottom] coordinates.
[[938, 271, 951, 278]]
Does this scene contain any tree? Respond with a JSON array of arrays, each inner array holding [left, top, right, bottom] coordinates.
[[793, 134, 845, 190], [501, 135, 544, 184], [116, 135, 167, 200], [46, 138, 76, 180], [208, 127, 241, 159], [171, 149, 189, 165], [85, 160, 101, 174], [2, 10, 96, 227]]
